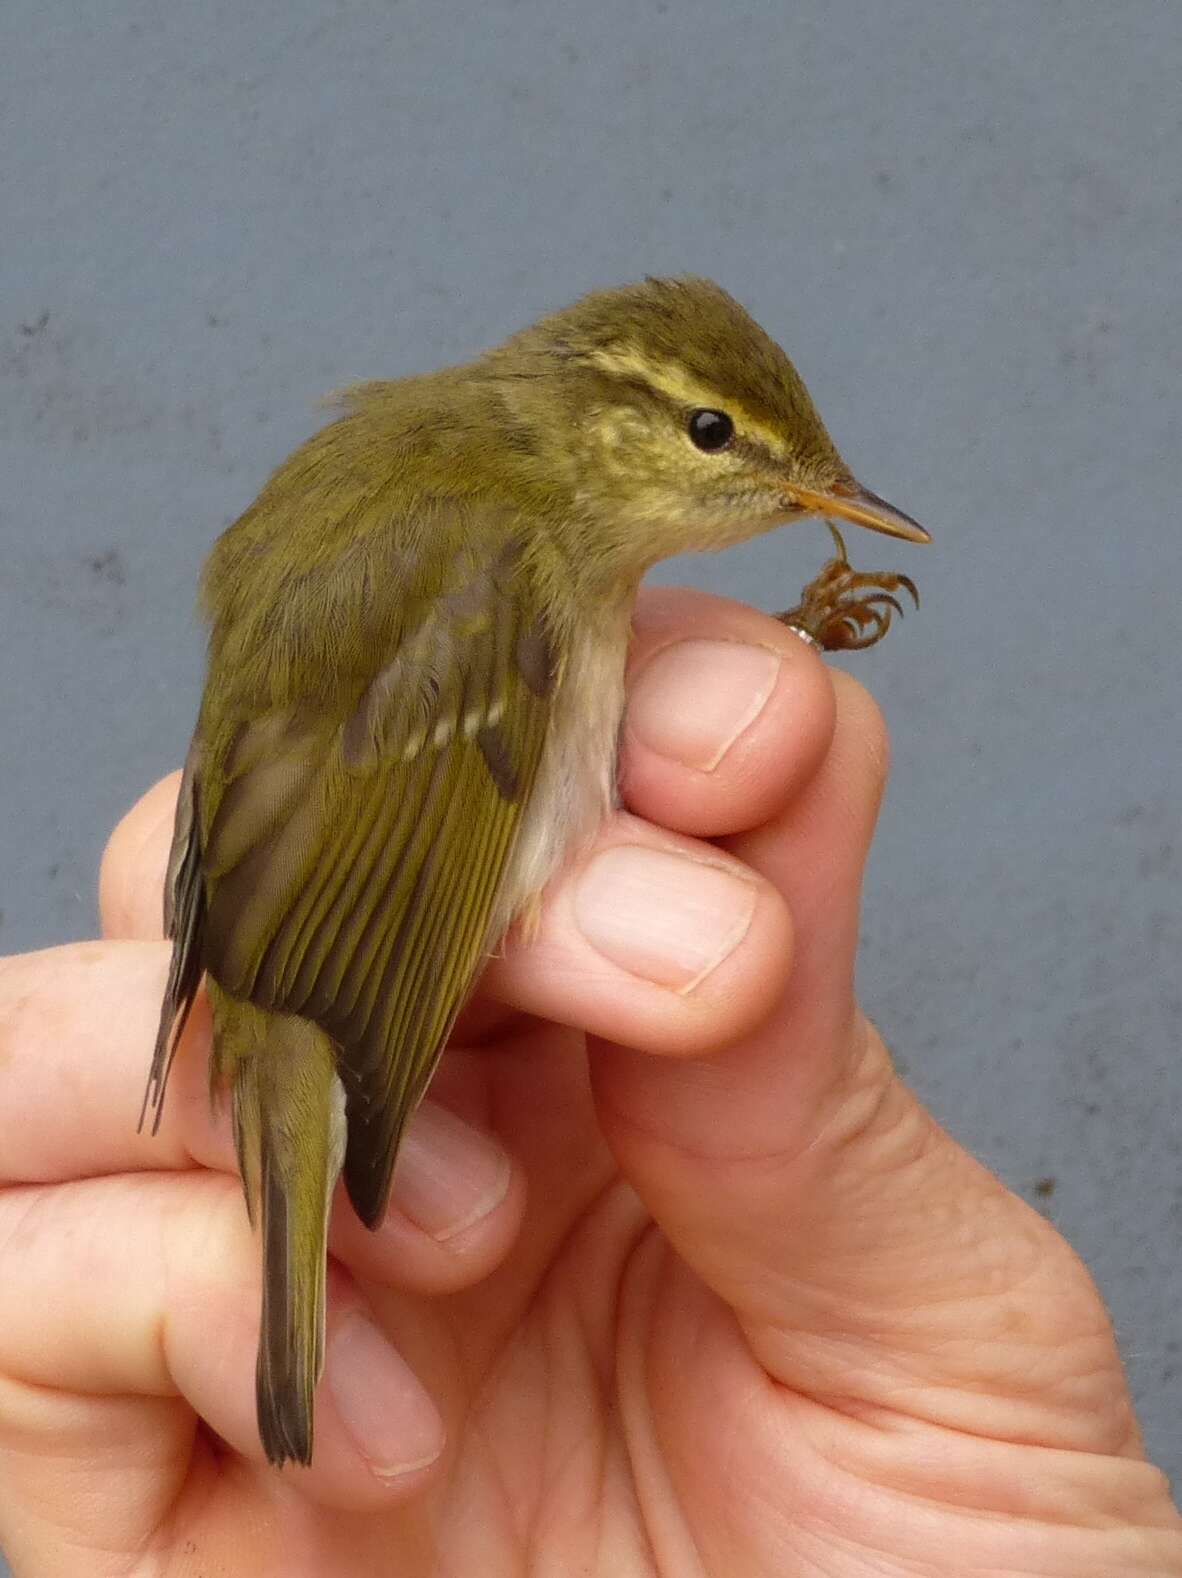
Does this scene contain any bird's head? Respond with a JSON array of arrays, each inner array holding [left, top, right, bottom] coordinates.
[[486, 276, 928, 574]]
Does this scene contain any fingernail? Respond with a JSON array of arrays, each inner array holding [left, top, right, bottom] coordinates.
[[328, 1314, 445, 1478], [574, 845, 757, 992], [390, 1100, 511, 1242], [628, 640, 781, 771]]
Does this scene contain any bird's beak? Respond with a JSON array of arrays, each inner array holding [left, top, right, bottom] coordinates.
[[787, 480, 931, 544]]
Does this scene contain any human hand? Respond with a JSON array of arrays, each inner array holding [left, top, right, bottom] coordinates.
[[0, 589, 1178, 1576]]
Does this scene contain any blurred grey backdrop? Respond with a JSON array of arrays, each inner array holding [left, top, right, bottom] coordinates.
[[1, 0, 1179, 1548]]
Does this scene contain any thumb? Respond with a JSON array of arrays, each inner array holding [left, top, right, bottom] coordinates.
[[591, 666, 1137, 1456]]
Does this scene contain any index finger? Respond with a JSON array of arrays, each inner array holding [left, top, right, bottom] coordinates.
[[0, 939, 227, 1182]]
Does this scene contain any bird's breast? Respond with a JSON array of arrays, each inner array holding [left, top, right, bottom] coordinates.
[[493, 601, 633, 937]]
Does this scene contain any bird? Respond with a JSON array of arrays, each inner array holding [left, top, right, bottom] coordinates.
[[144, 275, 929, 1466]]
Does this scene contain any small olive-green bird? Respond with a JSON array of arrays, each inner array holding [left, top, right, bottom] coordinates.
[[146, 276, 929, 1466]]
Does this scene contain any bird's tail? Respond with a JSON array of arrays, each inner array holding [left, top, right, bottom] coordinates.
[[212, 987, 345, 1467]]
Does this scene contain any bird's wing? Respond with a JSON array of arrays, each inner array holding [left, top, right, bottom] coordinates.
[[156, 529, 556, 1227]]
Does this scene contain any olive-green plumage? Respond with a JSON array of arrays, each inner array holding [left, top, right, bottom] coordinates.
[[146, 277, 928, 1466]]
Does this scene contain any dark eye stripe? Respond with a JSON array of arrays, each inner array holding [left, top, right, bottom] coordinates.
[[730, 432, 779, 467]]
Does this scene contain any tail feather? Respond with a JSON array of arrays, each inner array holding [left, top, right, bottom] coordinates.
[[217, 997, 345, 1468], [256, 1140, 324, 1467]]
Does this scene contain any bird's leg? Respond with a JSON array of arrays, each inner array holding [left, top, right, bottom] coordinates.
[[776, 523, 919, 653]]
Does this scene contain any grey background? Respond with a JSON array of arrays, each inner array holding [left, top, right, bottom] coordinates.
[[1, 0, 1179, 1555]]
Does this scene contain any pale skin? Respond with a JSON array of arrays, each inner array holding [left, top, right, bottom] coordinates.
[[0, 589, 1178, 1576]]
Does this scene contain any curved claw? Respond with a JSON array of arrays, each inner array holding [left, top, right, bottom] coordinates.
[[835, 589, 911, 650], [867, 593, 906, 620], [831, 619, 884, 652]]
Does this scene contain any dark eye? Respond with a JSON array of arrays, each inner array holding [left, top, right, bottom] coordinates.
[[687, 408, 735, 452]]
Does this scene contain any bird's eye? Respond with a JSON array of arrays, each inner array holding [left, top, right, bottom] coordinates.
[[687, 408, 735, 452]]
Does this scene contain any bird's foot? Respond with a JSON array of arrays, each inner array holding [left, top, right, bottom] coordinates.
[[776, 524, 919, 652]]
